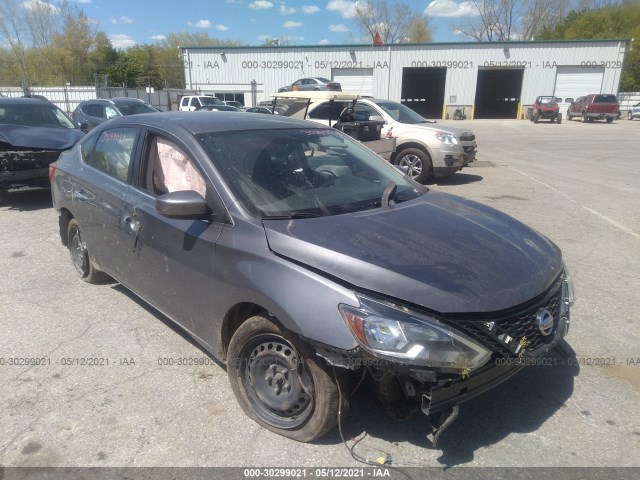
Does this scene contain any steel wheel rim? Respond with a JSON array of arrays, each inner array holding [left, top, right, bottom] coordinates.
[[398, 154, 423, 179], [69, 226, 89, 277], [240, 334, 314, 429]]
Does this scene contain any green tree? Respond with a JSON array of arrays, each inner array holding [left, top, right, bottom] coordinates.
[[538, 4, 640, 90]]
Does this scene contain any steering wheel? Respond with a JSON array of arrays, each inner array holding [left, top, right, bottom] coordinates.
[[314, 170, 337, 188]]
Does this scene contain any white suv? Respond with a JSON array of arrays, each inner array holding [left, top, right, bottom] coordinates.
[[179, 95, 225, 111], [305, 98, 477, 183]]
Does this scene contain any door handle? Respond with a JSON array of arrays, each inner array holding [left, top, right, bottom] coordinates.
[[123, 214, 143, 252], [123, 215, 141, 233], [73, 189, 88, 201]]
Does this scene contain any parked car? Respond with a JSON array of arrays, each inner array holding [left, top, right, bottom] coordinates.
[[300, 96, 477, 183], [245, 106, 288, 115], [223, 100, 244, 109], [179, 95, 224, 112], [1, 97, 84, 191], [531, 96, 561, 124], [73, 98, 159, 132], [566, 94, 620, 123], [278, 77, 341, 93], [627, 102, 640, 120], [50, 111, 574, 444], [195, 105, 240, 112], [245, 106, 274, 114]]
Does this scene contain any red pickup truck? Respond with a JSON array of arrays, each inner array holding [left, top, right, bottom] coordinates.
[[566, 94, 620, 123]]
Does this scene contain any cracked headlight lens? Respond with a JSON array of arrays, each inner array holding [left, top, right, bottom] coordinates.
[[435, 132, 459, 145], [339, 295, 491, 371]]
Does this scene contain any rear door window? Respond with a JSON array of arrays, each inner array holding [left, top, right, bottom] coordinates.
[[83, 127, 138, 182]]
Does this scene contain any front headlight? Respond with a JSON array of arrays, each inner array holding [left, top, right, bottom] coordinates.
[[561, 264, 575, 320], [435, 132, 459, 146], [339, 295, 491, 371]]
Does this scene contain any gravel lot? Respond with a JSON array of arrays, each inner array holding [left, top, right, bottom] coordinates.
[[1, 118, 639, 470]]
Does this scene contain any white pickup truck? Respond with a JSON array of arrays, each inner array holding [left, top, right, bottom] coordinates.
[[179, 95, 225, 111], [272, 91, 477, 183]]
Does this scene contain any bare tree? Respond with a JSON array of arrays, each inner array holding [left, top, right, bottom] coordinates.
[[354, 0, 432, 44], [0, 0, 30, 81], [405, 15, 433, 43], [455, 0, 574, 41]]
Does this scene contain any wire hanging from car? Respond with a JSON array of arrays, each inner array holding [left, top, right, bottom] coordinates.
[[333, 366, 415, 480]]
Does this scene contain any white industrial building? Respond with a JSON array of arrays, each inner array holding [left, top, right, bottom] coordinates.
[[181, 39, 628, 119]]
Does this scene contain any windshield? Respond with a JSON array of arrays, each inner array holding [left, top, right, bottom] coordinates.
[[200, 96, 223, 106], [198, 128, 424, 218], [115, 102, 158, 115], [372, 100, 430, 124], [0, 103, 76, 129], [538, 97, 557, 105]]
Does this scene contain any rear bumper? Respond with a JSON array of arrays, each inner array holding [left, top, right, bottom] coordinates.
[[585, 112, 618, 119]]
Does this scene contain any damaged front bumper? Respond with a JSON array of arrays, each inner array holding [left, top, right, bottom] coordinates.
[[306, 273, 571, 446], [0, 149, 61, 185]]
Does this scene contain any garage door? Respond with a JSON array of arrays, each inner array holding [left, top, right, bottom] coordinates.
[[554, 65, 604, 109], [332, 68, 373, 96]]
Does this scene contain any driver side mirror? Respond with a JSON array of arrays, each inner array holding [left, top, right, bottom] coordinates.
[[369, 115, 385, 123], [156, 190, 208, 219]]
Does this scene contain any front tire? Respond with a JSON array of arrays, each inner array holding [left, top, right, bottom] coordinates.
[[566, 110, 572, 121], [394, 148, 432, 183], [533, 114, 539, 124], [581, 113, 587, 123], [227, 315, 344, 442], [629, 111, 633, 120], [67, 219, 107, 283], [606, 117, 613, 124]]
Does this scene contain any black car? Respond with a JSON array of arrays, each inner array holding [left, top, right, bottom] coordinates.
[[50, 112, 574, 444], [1, 97, 84, 191], [72, 98, 159, 132]]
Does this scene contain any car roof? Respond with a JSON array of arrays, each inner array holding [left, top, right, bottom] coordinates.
[[0, 97, 57, 106], [104, 111, 331, 135], [111, 97, 145, 104]]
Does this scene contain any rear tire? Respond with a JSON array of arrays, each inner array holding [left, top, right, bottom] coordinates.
[[394, 148, 432, 183], [227, 315, 345, 442], [533, 114, 539, 124], [581, 113, 587, 123], [606, 117, 613, 124], [556, 113, 562, 124], [566, 110, 572, 121], [67, 219, 108, 283]]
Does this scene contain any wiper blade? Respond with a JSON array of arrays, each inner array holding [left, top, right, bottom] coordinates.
[[381, 181, 397, 209], [262, 212, 323, 220]]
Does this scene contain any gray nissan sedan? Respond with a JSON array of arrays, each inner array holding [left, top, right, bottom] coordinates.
[[50, 112, 574, 444]]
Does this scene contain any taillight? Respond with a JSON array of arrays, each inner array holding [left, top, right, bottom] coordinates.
[[49, 162, 57, 184]]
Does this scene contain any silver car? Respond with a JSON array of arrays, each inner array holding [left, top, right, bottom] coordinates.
[[278, 77, 341, 93], [627, 102, 640, 120]]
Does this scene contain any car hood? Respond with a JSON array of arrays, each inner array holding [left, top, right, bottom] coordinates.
[[0, 125, 84, 150], [391, 121, 473, 139], [262, 191, 562, 314]]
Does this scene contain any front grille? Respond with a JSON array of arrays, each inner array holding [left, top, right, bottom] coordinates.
[[458, 278, 563, 357], [459, 132, 475, 142], [0, 149, 61, 172]]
